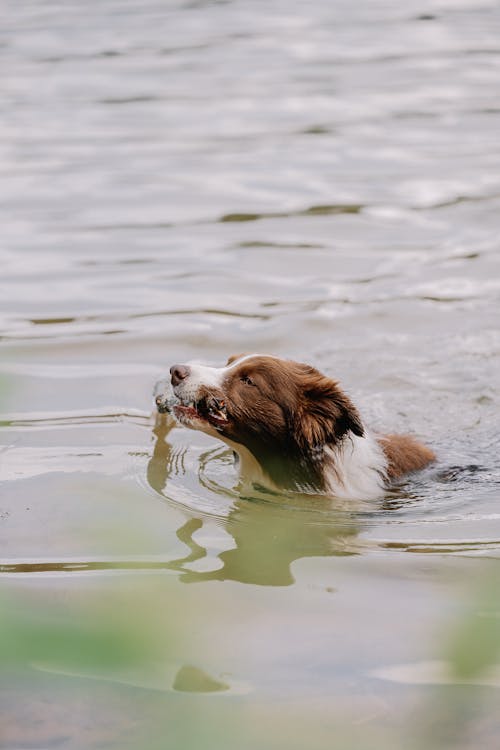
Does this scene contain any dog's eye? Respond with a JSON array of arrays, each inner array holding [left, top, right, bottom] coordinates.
[[240, 375, 254, 386]]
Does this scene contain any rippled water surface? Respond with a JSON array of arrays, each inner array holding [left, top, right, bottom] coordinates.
[[1, 0, 500, 747]]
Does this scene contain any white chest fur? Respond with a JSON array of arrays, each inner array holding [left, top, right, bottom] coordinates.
[[324, 431, 387, 500]]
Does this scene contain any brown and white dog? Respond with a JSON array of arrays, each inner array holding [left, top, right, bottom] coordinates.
[[154, 353, 435, 500]]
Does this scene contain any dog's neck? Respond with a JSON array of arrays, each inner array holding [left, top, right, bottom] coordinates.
[[323, 431, 387, 500], [225, 430, 387, 499]]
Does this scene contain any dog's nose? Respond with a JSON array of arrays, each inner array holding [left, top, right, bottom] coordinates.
[[170, 364, 190, 387]]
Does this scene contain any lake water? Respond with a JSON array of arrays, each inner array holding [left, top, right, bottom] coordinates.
[[1, 1, 500, 748]]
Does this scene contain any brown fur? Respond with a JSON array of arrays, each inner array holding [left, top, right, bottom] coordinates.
[[378, 434, 436, 478], [214, 357, 366, 491], [226, 357, 364, 447]]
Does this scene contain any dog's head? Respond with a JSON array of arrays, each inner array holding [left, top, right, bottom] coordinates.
[[155, 354, 364, 476]]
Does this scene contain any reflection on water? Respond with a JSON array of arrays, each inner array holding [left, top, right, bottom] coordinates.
[[147, 417, 360, 586]]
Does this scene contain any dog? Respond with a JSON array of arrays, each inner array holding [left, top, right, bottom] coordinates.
[[154, 353, 435, 500]]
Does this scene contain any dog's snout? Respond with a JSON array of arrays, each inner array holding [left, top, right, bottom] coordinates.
[[170, 364, 190, 387]]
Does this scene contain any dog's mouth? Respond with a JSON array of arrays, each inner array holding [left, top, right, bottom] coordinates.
[[179, 396, 228, 429], [175, 396, 229, 430], [155, 390, 228, 431]]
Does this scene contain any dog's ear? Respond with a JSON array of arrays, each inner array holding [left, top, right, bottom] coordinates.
[[294, 369, 364, 450], [226, 352, 248, 366]]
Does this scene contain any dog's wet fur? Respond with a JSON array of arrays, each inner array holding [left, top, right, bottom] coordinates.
[[155, 353, 435, 499]]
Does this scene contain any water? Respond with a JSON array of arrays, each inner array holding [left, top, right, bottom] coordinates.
[[1, 1, 500, 747]]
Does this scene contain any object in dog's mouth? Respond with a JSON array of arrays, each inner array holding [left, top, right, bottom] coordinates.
[[153, 378, 176, 414]]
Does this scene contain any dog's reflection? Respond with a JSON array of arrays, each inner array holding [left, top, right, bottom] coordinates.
[[148, 416, 362, 587]]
